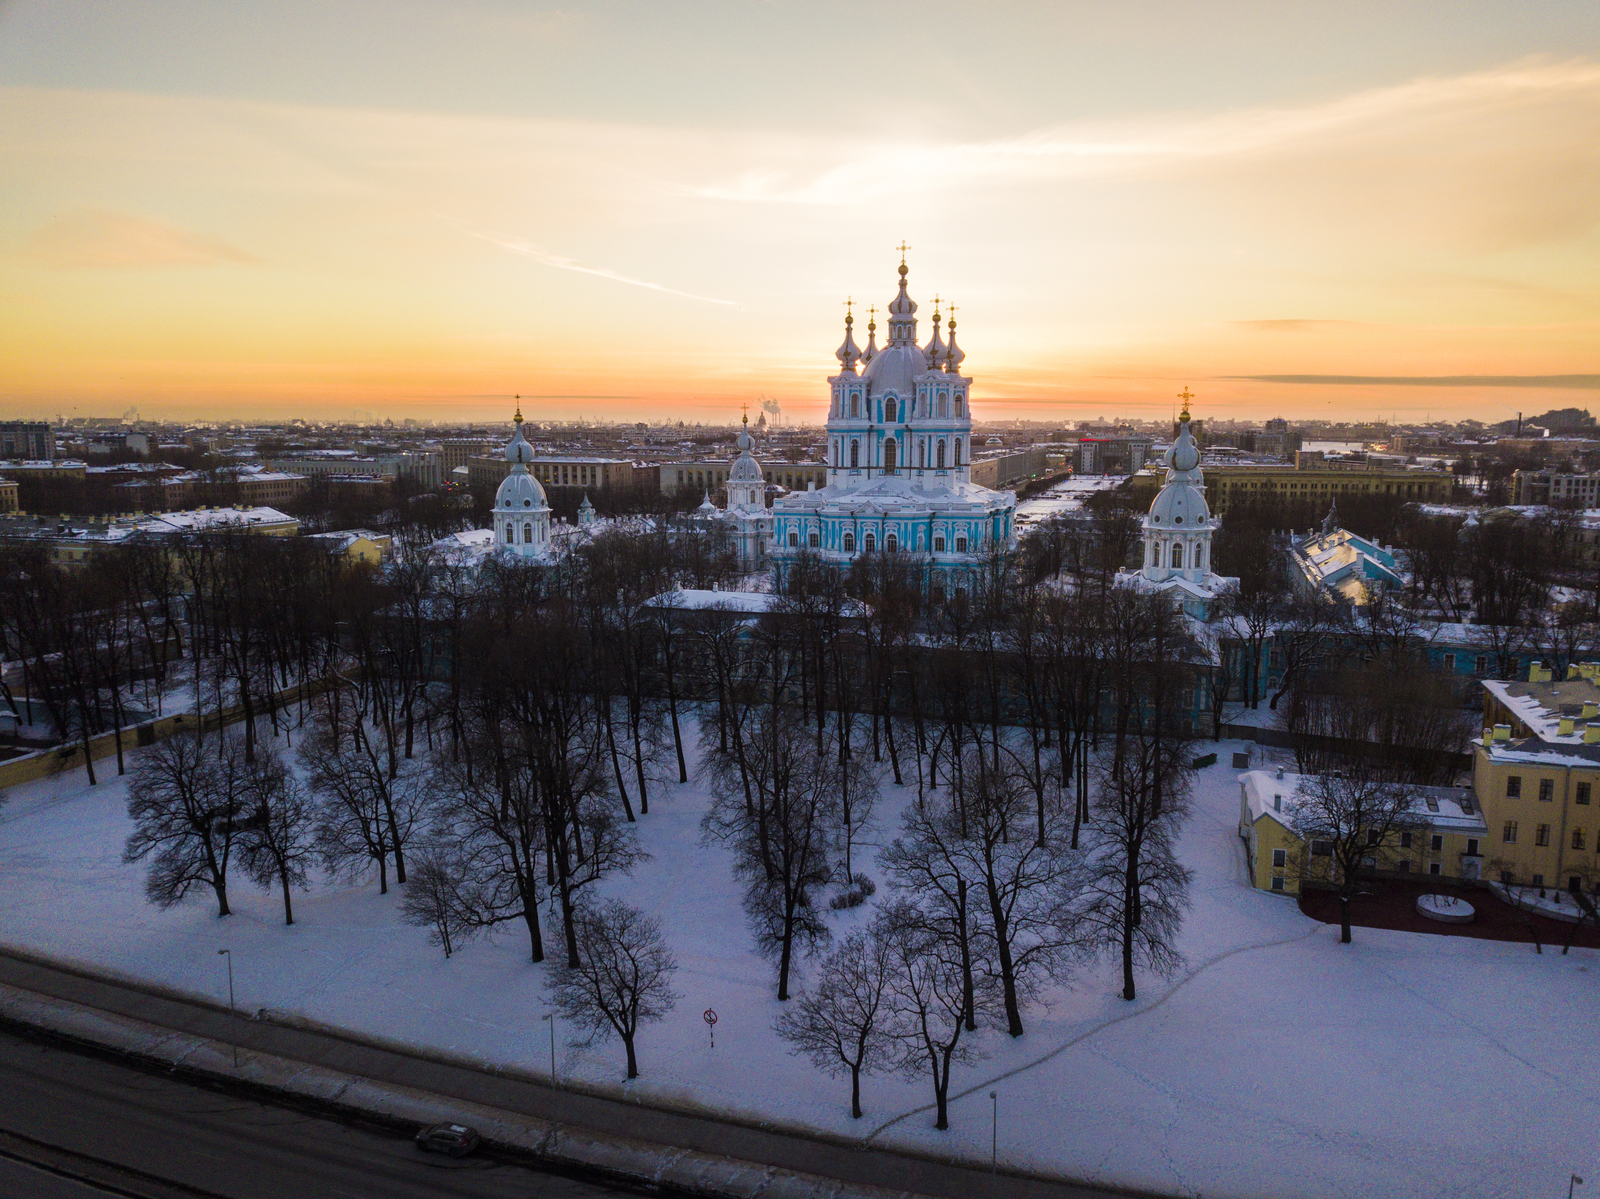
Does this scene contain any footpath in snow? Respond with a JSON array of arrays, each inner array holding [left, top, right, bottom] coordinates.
[[0, 726, 1592, 1199]]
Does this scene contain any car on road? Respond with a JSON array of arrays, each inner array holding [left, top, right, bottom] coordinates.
[[415, 1122, 481, 1158]]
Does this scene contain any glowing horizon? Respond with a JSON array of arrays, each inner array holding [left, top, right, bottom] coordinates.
[[2, 3, 1596, 427]]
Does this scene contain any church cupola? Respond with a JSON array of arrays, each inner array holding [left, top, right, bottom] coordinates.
[[493, 399, 552, 558], [860, 306, 878, 365], [944, 306, 964, 373], [835, 300, 862, 373], [922, 296, 946, 368], [885, 243, 918, 346]]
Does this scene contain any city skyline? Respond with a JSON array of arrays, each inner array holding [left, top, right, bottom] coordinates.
[[2, 1, 1597, 424]]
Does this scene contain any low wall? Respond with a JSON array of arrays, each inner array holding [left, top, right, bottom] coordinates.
[[0, 678, 331, 792]]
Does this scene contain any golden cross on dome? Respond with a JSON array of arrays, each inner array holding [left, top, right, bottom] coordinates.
[[741, 400, 749, 425], [946, 302, 958, 322], [844, 296, 854, 321], [1177, 385, 1195, 417], [867, 304, 877, 323], [513, 395, 523, 424], [897, 240, 911, 262], [931, 293, 941, 313]]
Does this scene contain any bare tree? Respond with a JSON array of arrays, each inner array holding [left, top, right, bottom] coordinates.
[[237, 746, 316, 925], [547, 898, 679, 1080], [123, 733, 248, 917], [880, 901, 990, 1132], [304, 707, 425, 894], [401, 850, 473, 958], [1286, 767, 1426, 944], [774, 927, 894, 1118]]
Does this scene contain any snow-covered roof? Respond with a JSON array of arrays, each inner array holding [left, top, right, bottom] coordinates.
[[1482, 676, 1600, 745], [1240, 770, 1486, 833]]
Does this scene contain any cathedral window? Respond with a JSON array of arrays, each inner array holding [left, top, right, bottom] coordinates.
[[789, 532, 799, 547], [885, 398, 897, 422], [843, 532, 855, 552], [524, 523, 534, 543], [955, 536, 968, 553], [809, 531, 819, 548], [851, 396, 860, 418], [954, 438, 962, 465], [864, 533, 876, 552], [936, 441, 946, 469], [1171, 543, 1183, 568], [884, 439, 897, 473], [850, 441, 860, 469], [934, 535, 946, 552], [503, 523, 512, 543], [938, 395, 948, 418], [886, 534, 898, 553], [955, 394, 964, 415]]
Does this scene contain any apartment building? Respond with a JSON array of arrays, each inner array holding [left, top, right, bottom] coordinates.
[[0, 422, 54, 461], [1474, 664, 1600, 892]]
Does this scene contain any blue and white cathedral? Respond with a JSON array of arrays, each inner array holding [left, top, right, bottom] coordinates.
[[770, 254, 1016, 586]]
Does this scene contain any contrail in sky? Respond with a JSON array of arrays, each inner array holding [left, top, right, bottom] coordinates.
[[469, 229, 740, 307]]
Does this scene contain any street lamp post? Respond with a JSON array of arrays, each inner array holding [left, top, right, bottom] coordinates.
[[1571, 1174, 1584, 1199], [216, 949, 237, 1068], [988, 1091, 997, 1173], [542, 1013, 556, 1089]]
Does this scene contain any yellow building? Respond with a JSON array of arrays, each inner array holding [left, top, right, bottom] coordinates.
[[1130, 463, 1453, 515], [1473, 665, 1600, 892], [307, 528, 392, 565], [1239, 769, 1487, 895]]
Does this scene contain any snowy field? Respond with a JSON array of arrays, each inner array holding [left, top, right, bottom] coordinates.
[[1014, 477, 1120, 528], [0, 727, 1593, 1199]]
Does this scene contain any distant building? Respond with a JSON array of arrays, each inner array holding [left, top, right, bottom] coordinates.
[[468, 453, 636, 493], [1130, 461, 1454, 514], [0, 422, 54, 461], [1073, 436, 1153, 475], [1511, 469, 1600, 507], [970, 447, 1052, 490], [656, 459, 827, 497], [306, 528, 391, 565]]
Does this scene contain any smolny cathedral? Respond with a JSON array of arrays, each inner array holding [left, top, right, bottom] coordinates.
[[486, 252, 1231, 611]]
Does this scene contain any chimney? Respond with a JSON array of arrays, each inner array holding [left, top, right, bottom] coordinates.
[[1274, 766, 1285, 781], [1530, 661, 1545, 683], [1571, 665, 1584, 680], [1494, 724, 1512, 742], [1560, 717, 1575, 736], [1587, 723, 1600, 745]]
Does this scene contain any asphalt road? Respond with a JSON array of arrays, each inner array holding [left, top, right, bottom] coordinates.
[[0, 1024, 641, 1199]]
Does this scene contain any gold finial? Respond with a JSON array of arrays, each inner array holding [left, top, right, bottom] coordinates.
[[844, 296, 854, 324], [867, 304, 877, 329], [1177, 385, 1195, 419], [741, 400, 749, 426], [931, 293, 941, 317], [946, 301, 957, 328], [896, 240, 911, 263], [514, 394, 523, 424]]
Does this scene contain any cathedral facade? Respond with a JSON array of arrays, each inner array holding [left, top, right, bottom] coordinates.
[[769, 255, 1016, 587]]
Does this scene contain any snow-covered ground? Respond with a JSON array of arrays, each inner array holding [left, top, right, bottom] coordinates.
[[0, 727, 1591, 1199], [1014, 477, 1120, 528]]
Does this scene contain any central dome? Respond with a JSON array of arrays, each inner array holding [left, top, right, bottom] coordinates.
[[862, 342, 922, 400]]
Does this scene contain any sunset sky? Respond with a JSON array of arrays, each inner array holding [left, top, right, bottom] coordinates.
[[1, 1, 1597, 426]]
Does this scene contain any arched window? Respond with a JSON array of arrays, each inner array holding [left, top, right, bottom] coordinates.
[[864, 533, 876, 552], [884, 438, 897, 474], [885, 398, 897, 422], [936, 440, 946, 469], [850, 395, 860, 418], [503, 522, 512, 543], [1147, 543, 1156, 566], [938, 394, 948, 418], [833, 440, 839, 467], [850, 440, 860, 469], [788, 531, 799, 547], [1197, 544, 1206, 569], [955, 535, 968, 553], [886, 534, 898, 553], [1171, 543, 1183, 568], [954, 394, 964, 416], [919, 440, 926, 468], [808, 531, 819, 548], [524, 523, 534, 543], [843, 532, 855, 552], [954, 438, 962, 465], [934, 535, 946, 552]]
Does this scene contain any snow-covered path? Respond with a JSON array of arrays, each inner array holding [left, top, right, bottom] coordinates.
[[0, 729, 1590, 1199]]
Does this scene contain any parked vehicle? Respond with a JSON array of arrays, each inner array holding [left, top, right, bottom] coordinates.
[[415, 1122, 480, 1158]]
